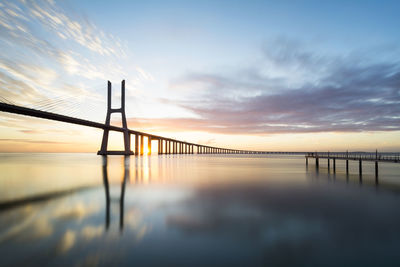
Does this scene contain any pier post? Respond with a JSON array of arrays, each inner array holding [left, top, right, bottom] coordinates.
[[140, 135, 144, 155], [359, 160, 362, 176], [346, 160, 349, 174], [147, 136, 151, 155], [328, 158, 330, 170], [316, 157, 319, 168], [375, 161, 379, 183], [306, 157, 308, 165], [333, 159, 336, 173]]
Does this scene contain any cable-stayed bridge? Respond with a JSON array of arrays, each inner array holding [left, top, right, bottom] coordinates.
[[0, 80, 304, 156], [1, 80, 400, 180]]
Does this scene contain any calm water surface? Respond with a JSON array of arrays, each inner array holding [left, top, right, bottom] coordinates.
[[0, 153, 400, 266]]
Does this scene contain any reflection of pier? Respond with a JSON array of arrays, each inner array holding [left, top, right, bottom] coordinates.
[[306, 151, 400, 182], [102, 156, 129, 232]]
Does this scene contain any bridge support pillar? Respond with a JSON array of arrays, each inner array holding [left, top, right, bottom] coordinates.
[[98, 80, 133, 156], [148, 137, 151, 155], [140, 135, 144, 155], [135, 134, 139, 155]]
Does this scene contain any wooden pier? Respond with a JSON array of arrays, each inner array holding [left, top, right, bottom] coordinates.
[[306, 151, 400, 180]]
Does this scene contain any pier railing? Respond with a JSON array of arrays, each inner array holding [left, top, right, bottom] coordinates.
[[306, 152, 400, 163], [306, 151, 400, 180]]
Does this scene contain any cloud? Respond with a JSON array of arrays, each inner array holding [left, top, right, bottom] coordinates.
[[0, 138, 70, 144], [162, 39, 400, 135], [52, 202, 100, 221], [166, 182, 400, 265], [57, 229, 76, 253], [166, 184, 400, 242], [0, 0, 128, 108], [81, 225, 103, 241]]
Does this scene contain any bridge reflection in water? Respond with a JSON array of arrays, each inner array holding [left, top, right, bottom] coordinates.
[[102, 156, 130, 232]]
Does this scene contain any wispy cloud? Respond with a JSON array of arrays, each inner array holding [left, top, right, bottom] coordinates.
[[0, 0, 128, 109], [0, 138, 70, 144], [159, 38, 400, 134]]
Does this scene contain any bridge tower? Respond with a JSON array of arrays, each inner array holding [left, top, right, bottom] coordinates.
[[98, 80, 133, 155]]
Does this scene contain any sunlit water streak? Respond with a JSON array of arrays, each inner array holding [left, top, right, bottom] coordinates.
[[0, 153, 400, 266]]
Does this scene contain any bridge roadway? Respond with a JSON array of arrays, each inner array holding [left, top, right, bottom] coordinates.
[[0, 102, 304, 155]]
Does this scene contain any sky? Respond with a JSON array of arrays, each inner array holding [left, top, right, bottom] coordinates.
[[0, 0, 399, 152]]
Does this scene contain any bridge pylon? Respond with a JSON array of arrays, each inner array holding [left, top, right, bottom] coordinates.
[[98, 80, 133, 155]]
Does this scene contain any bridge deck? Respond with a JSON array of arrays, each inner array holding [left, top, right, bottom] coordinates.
[[0, 102, 303, 154]]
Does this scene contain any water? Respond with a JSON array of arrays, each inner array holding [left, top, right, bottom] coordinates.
[[0, 153, 400, 266]]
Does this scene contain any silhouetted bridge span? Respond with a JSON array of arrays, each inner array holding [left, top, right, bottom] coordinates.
[[0, 80, 304, 156], [0, 101, 305, 155]]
